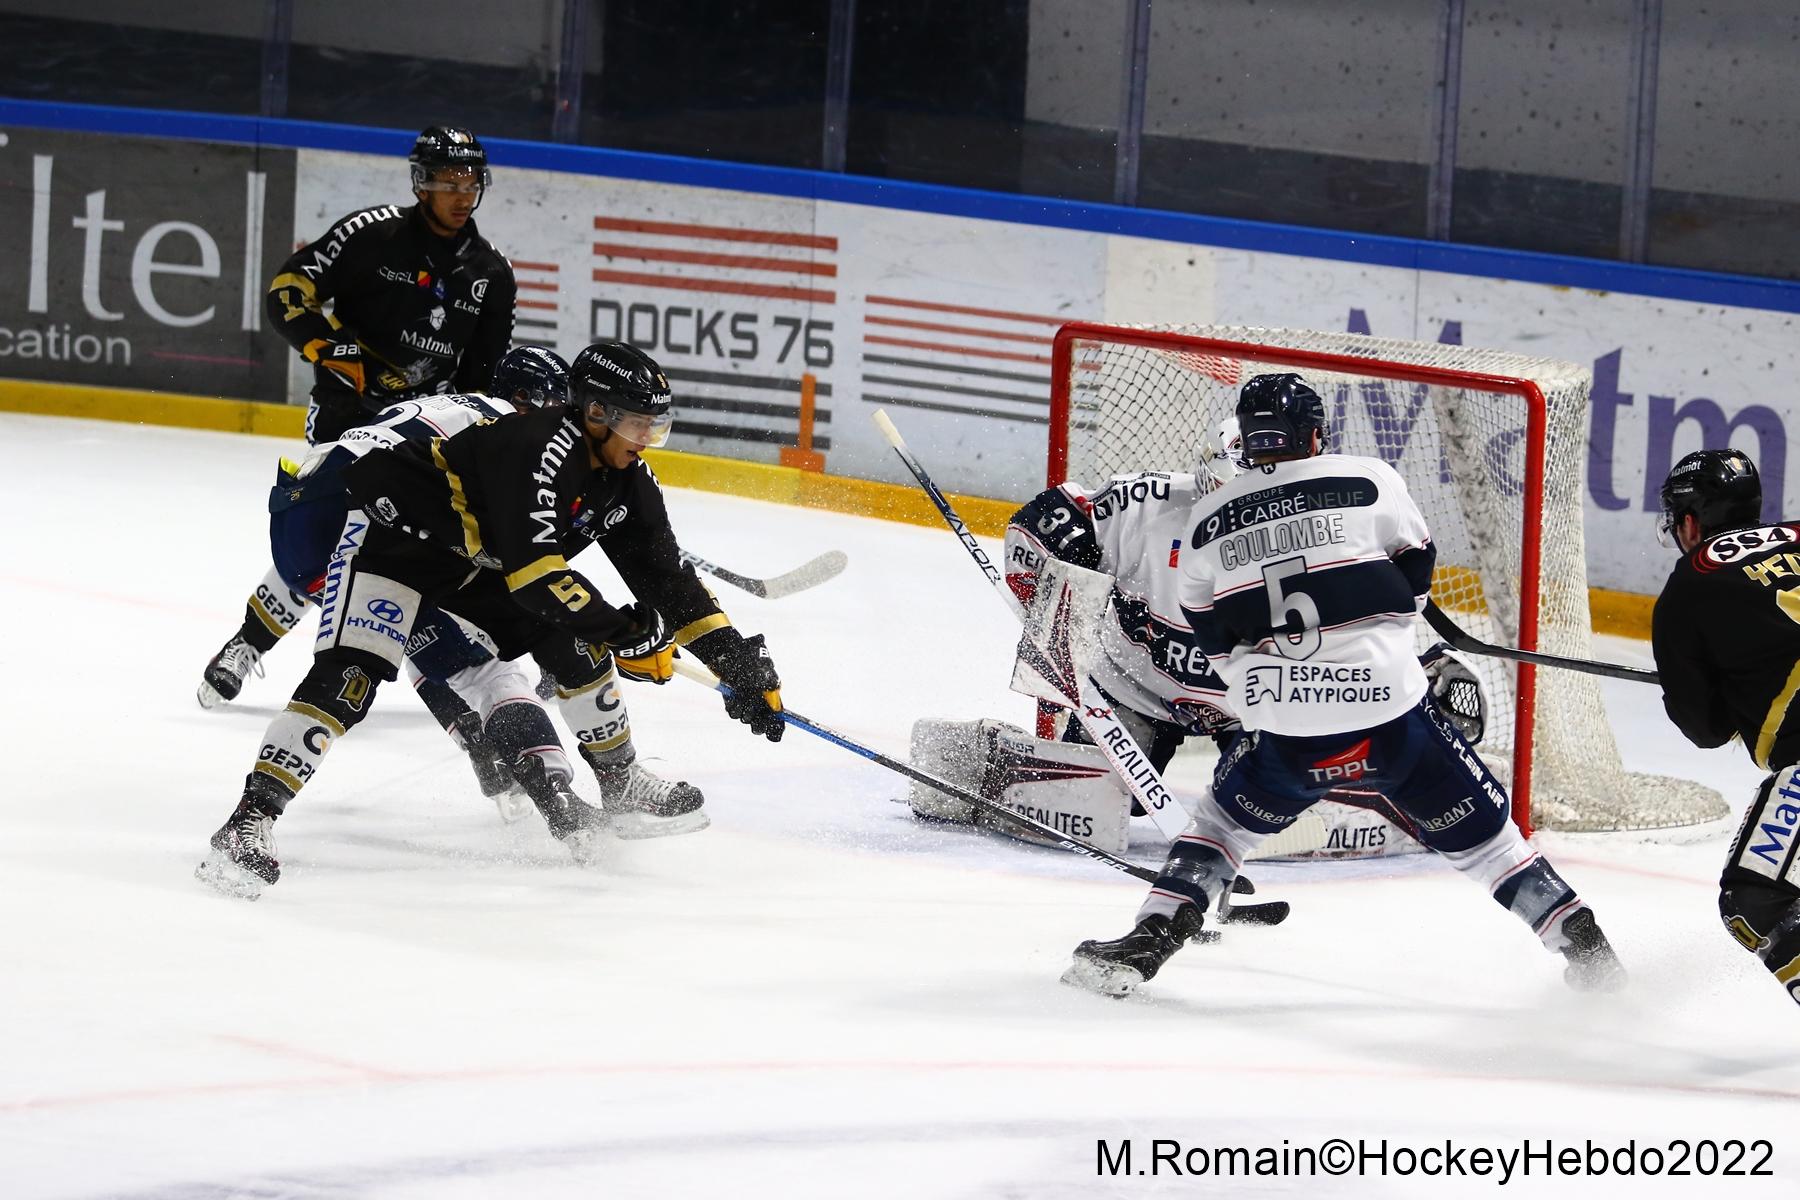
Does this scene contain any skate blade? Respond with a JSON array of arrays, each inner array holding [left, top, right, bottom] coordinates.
[[196, 681, 230, 710], [608, 810, 710, 840], [1060, 955, 1143, 998], [560, 828, 611, 868], [194, 851, 267, 900], [494, 787, 534, 824], [1565, 955, 1629, 993]]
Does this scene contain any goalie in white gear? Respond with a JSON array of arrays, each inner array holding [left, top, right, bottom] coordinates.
[[909, 417, 1487, 858]]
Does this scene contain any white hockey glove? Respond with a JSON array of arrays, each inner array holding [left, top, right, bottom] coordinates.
[[1420, 642, 1485, 745]]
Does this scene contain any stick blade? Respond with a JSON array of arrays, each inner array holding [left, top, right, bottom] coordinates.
[[1218, 900, 1290, 926], [757, 550, 849, 599]]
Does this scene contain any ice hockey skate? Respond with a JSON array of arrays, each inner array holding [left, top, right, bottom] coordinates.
[[448, 711, 532, 823], [598, 760, 709, 839], [1558, 908, 1628, 992], [194, 800, 281, 899], [196, 634, 264, 709], [511, 757, 610, 865], [1061, 905, 1210, 997]]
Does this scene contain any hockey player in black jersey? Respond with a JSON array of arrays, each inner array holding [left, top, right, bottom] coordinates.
[[268, 125, 518, 445], [1062, 373, 1624, 996], [197, 348, 570, 813], [1653, 449, 1800, 1010], [197, 341, 784, 898], [200, 126, 519, 713]]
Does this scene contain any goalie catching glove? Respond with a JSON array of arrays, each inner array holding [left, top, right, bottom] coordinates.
[[691, 627, 784, 741], [610, 604, 675, 683], [1420, 642, 1485, 745]]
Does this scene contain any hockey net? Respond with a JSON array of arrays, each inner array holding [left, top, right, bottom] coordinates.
[[1050, 322, 1726, 836]]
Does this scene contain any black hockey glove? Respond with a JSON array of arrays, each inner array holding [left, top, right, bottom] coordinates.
[[610, 604, 675, 684], [304, 338, 370, 395], [1421, 642, 1485, 745], [303, 338, 410, 399], [694, 628, 784, 742]]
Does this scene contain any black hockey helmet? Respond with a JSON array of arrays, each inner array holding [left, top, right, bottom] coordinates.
[[490, 346, 569, 411], [1234, 373, 1327, 463], [1658, 449, 1762, 545], [569, 340, 674, 447], [409, 126, 490, 193]]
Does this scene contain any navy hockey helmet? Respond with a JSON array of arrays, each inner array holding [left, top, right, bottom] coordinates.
[[1234, 373, 1327, 463], [1658, 449, 1762, 545], [569, 340, 675, 447], [409, 126, 490, 194], [490, 346, 569, 411]]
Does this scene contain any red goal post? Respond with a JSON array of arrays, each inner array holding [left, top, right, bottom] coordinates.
[[1046, 322, 1724, 837]]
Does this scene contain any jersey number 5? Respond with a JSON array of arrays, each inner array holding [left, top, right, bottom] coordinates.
[[1263, 557, 1322, 659], [550, 576, 591, 612]]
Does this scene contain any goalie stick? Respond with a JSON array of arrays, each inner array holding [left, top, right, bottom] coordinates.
[[680, 548, 848, 599], [671, 658, 1288, 926], [1423, 601, 1661, 686]]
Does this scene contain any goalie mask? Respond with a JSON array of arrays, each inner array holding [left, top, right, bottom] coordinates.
[[1199, 416, 1247, 487]]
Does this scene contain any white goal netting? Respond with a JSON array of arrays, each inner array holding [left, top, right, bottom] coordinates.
[[1053, 323, 1725, 834]]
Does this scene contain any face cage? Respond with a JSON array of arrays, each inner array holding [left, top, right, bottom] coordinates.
[[590, 401, 674, 448]]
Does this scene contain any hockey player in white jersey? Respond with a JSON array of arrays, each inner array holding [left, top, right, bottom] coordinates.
[[1061, 372, 1625, 996]]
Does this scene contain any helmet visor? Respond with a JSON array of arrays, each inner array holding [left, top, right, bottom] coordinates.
[[415, 165, 491, 195], [597, 402, 673, 448]]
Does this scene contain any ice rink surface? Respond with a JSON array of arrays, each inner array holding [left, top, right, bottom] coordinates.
[[2, 413, 1795, 1198]]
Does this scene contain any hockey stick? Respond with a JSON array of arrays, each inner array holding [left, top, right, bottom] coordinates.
[[671, 659, 1287, 925], [1423, 601, 1660, 686], [680, 548, 848, 600], [870, 409, 1197, 843]]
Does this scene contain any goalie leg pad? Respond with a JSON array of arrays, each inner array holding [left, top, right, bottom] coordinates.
[[907, 718, 993, 824], [982, 723, 1131, 854], [908, 719, 1132, 853]]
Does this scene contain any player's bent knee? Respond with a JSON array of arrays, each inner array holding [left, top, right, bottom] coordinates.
[[533, 636, 614, 695], [293, 654, 387, 732], [1721, 884, 1800, 1005]]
